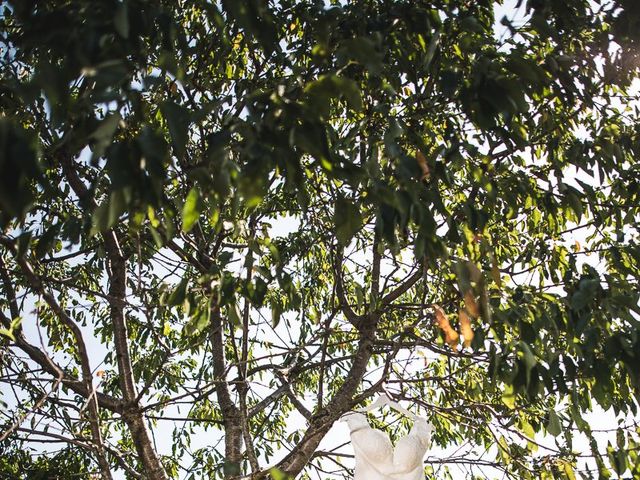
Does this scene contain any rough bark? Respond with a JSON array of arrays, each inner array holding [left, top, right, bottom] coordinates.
[[0, 243, 113, 479], [211, 306, 245, 478], [105, 242, 167, 480], [275, 325, 376, 477], [272, 237, 385, 478], [3, 323, 124, 413], [61, 156, 168, 480]]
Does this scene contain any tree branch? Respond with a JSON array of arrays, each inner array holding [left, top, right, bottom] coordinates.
[[0, 237, 113, 479], [380, 265, 424, 306], [59, 154, 167, 480], [210, 304, 244, 478], [274, 318, 379, 477], [1, 313, 123, 412], [333, 248, 364, 327]]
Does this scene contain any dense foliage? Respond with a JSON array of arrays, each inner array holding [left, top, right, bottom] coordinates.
[[1, 0, 640, 479]]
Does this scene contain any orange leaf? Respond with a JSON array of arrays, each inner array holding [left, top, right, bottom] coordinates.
[[434, 305, 459, 348], [416, 151, 430, 180], [463, 290, 480, 318], [459, 309, 474, 348], [96, 370, 105, 378]]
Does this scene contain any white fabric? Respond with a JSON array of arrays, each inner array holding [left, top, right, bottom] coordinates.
[[356, 394, 418, 420], [344, 412, 432, 480]]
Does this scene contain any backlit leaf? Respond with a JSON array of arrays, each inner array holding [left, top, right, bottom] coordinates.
[[182, 187, 201, 232], [459, 309, 474, 348]]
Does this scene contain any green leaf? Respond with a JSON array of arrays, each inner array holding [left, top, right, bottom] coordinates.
[[518, 342, 537, 371], [291, 121, 332, 165], [90, 112, 121, 163], [546, 409, 562, 436], [251, 277, 268, 307], [565, 189, 583, 222], [334, 196, 363, 246], [271, 303, 282, 328], [0, 317, 22, 341], [221, 0, 278, 53], [160, 101, 190, 159], [113, 2, 129, 39], [167, 278, 188, 306], [35, 225, 60, 259], [304, 74, 363, 118], [501, 385, 516, 409], [107, 190, 127, 228], [561, 461, 576, 480], [227, 304, 242, 327], [90, 201, 110, 236], [424, 30, 441, 69], [183, 306, 211, 336], [0, 328, 15, 341], [333, 77, 363, 112], [336, 36, 383, 75], [182, 187, 201, 232], [354, 282, 365, 309], [521, 419, 535, 440], [269, 468, 292, 480], [506, 56, 546, 84], [0, 119, 43, 220], [497, 435, 511, 464]]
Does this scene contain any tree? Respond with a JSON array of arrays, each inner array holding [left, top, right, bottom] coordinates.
[[1, 0, 639, 478]]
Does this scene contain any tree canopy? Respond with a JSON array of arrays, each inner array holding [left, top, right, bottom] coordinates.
[[1, 0, 640, 479]]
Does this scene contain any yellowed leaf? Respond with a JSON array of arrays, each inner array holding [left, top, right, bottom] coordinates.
[[417, 349, 429, 367], [416, 151, 430, 180], [434, 305, 459, 348], [463, 290, 480, 318], [459, 309, 474, 348]]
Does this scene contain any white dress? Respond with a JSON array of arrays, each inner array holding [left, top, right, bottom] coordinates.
[[344, 412, 432, 480]]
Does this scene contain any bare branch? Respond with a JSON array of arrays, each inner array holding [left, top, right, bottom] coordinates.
[[333, 248, 364, 327], [59, 153, 167, 480], [380, 265, 424, 306]]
